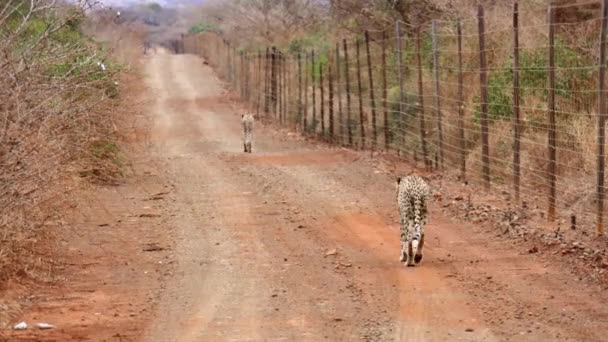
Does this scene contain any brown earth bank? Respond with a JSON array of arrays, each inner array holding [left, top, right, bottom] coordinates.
[[3, 49, 608, 341]]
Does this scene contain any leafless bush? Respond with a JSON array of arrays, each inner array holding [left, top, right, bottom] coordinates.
[[0, 0, 123, 287]]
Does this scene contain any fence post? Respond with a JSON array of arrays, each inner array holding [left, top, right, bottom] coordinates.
[[547, 6, 557, 221], [478, 4, 491, 189], [382, 30, 389, 151], [597, 0, 608, 236], [287, 55, 292, 127], [312, 49, 316, 134], [416, 28, 429, 169], [329, 53, 335, 142], [272, 47, 278, 118], [277, 52, 282, 123], [257, 51, 262, 116], [283, 53, 288, 125], [344, 39, 353, 146], [282, 52, 286, 123], [234, 47, 238, 90], [365, 30, 378, 150], [336, 43, 343, 145], [298, 53, 303, 131], [244, 52, 248, 102], [513, 2, 521, 200], [396, 21, 405, 154], [279, 52, 284, 124], [227, 42, 231, 82], [320, 59, 325, 137], [432, 20, 444, 169], [457, 19, 466, 180], [249, 53, 253, 105], [245, 52, 249, 101], [304, 52, 309, 133], [264, 47, 269, 117], [241, 51, 247, 102], [356, 38, 366, 149]]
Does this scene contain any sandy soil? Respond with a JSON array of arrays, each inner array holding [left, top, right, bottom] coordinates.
[[4, 49, 608, 341]]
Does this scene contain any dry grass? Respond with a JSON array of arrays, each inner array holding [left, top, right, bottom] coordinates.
[[0, 0, 145, 297]]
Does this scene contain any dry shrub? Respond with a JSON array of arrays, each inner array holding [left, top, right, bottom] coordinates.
[[0, 0, 139, 294]]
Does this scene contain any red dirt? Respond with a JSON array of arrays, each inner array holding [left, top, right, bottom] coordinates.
[[3, 49, 608, 341]]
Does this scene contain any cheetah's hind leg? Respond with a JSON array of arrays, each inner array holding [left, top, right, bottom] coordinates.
[[400, 239, 407, 262], [406, 240, 415, 267], [414, 233, 425, 264]]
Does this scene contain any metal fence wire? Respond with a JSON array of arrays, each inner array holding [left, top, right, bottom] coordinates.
[[183, 0, 608, 237]]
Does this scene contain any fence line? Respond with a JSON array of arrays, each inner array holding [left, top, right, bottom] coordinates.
[[183, 1, 608, 236]]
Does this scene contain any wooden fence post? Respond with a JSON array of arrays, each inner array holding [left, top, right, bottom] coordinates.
[[396, 21, 405, 154], [283, 53, 288, 125], [478, 4, 491, 189], [336, 43, 343, 144], [344, 39, 353, 146], [320, 60, 325, 137], [298, 53, 303, 131], [264, 47, 270, 117], [548, 6, 557, 221], [329, 53, 335, 142], [365, 30, 378, 150], [257, 51, 262, 116], [416, 28, 429, 169], [457, 19, 466, 180], [597, 0, 608, 236], [288, 55, 292, 127], [356, 38, 366, 149], [277, 52, 282, 123], [278, 52, 285, 125], [312, 49, 316, 134], [513, 2, 521, 200], [432, 20, 444, 169], [234, 47, 238, 91], [244, 52, 249, 102], [272, 47, 279, 118], [304, 52, 309, 133], [227, 42, 231, 82], [382, 30, 389, 151]]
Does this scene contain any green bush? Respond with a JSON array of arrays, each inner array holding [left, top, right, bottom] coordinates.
[[189, 21, 217, 34], [472, 38, 593, 124]]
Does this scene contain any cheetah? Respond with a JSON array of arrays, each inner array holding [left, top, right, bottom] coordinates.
[[395, 175, 430, 267], [241, 113, 254, 153]]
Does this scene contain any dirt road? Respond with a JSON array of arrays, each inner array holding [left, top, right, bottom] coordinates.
[[127, 49, 608, 341]]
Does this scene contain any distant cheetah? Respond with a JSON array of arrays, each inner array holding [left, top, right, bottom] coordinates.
[[396, 175, 430, 266], [241, 113, 254, 153]]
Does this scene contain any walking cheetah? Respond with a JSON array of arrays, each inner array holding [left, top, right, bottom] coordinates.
[[241, 113, 254, 153], [396, 175, 430, 266]]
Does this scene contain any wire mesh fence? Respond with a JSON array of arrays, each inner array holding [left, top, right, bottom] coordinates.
[[183, 1, 608, 236]]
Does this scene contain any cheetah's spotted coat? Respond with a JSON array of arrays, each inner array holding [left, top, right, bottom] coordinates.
[[396, 175, 430, 266], [241, 113, 254, 153]]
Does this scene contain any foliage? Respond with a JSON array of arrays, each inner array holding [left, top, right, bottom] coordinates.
[[0, 0, 123, 287], [472, 39, 594, 124], [147, 2, 162, 12], [189, 21, 217, 34]]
